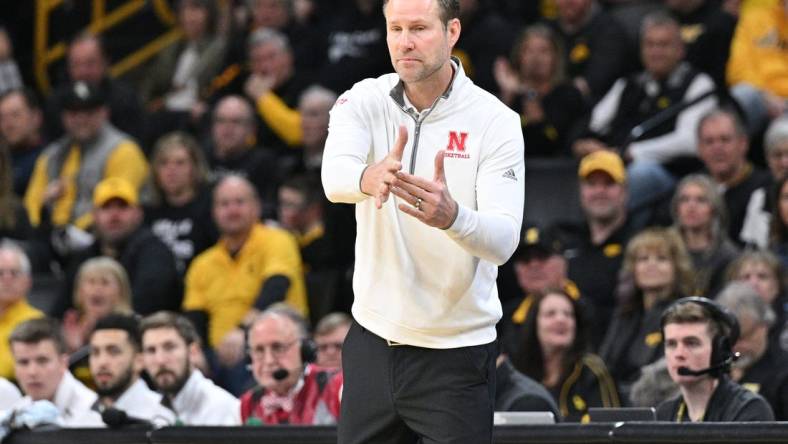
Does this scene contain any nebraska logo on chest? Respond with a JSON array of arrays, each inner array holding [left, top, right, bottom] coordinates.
[[444, 131, 470, 159]]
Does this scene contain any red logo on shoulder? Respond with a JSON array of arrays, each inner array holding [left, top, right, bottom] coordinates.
[[445, 131, 470, 159]]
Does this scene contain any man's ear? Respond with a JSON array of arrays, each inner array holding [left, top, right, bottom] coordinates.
[[447, 18, 461, 48]]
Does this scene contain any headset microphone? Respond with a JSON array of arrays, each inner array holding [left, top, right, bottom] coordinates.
[[676, 352, 740, 377], [272, 368, 289, 380]]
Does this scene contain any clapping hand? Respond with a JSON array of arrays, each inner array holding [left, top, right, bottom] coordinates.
[[392, 149, 458, 229], [361, 125, 408, 209]]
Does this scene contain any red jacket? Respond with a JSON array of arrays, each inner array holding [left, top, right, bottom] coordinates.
[[240, 364, 343, 425]]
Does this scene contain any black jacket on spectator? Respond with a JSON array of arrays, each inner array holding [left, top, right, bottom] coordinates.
[[62, 226, 182, 317], [719, 164, 771, 246], [739, 345, 788, 420], [673, 0, 737, 89], [546, 6, 632, 101], [657, 376, 774, 421], [143, 187, 218, 276], [550, 220, 639, 347], [600, 298, 673, 393], [45, 77, 145, 143], [496, 357, 560, 418], [513, 83, 587, 157], [547, 353, 620, 422]]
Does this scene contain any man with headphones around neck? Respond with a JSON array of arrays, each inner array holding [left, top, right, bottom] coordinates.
[[240, 305, 342, 425], [657, 296, 773, 422]]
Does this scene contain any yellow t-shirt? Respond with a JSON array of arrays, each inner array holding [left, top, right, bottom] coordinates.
[[183, 223, 308, 346], [0, 300, 44, 380]]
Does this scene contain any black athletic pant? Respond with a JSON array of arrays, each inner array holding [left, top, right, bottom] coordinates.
[[338, 321, 497, 444]]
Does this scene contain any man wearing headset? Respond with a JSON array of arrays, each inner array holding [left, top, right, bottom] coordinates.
[[657, 296, 773, 421], [240, 305, 342, 425]]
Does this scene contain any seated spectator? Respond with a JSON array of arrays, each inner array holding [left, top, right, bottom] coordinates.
[[453, 0, 518, 95], [601, 227, 693, 394], [0, 241, 43, 380], [61, 257, 132, 356], [183, 175, 306, 394], [62, 178, 181, 318], [766, 116, 788, 182], [670, 174, 739, 297], [546, 0, 632, 101], [493, 24, 587, 157], [278, 85, 336, 177], [573, 12, 717, 226], [24, 81, 149, 233], [141, 311, 240, 425], [222, 0, 326, 82], [738, 117, 788, 248], [717, 282, 788, 420], [313, 312, 351, 369], [657, 296, 774, 421], [141, 0, 226, 134], [0, 89, 46, 197], [501, 224, 580, 352], [726, 250, 788, 353], [240, 305, 342, 425], [495, 353, 560, 418], [9, 318, 102, 426], [144, 132, 218, 275], [551, 151, 641, 346], [206, 95, 280, 218], [696, 108, 771, 246], [727, 0, 788, 135], [510, 289, 619, 422], [664, 0, 737, 88], [0, 376, 22, 411], [88, 314, 175, 425], [44, 33, 144, 143], [227, 28, 310, 150], [277, 175, 341, 321]]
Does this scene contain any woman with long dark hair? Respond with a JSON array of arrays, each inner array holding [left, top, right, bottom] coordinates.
[[511, 288, 619, 422]]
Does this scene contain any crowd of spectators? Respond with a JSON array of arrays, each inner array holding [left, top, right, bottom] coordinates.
[[1, 0, 788, 428]]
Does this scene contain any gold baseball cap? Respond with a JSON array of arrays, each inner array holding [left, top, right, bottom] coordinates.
[[578, 150, 626, 184], [93, 177, 139, 207]]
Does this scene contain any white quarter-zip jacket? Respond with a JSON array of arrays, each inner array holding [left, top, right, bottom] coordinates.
[[13, 371, 102, 427], [171, 370, 241, 425], [322, 58, 525, 348], [113, 378, 175, 427]]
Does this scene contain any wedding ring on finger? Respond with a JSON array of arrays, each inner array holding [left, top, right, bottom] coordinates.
[[415, 197, 423, 210]]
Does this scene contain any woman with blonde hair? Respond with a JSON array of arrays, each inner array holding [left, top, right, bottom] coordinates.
[[62, 256, 133, 353], [670, 173, 739, 297], [600, 227, 694, 395]]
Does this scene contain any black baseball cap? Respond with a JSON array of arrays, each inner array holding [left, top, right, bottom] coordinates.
[[512, 224, 562, 262], [62, 81, 106, 111]]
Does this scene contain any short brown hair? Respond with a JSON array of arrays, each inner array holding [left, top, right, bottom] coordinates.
[[383, 0, 460, 25], [9, 318, 67, 355], [139, 311, 199, 345], [661, 300, 723, 340]]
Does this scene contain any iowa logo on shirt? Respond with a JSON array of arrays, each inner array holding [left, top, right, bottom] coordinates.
[[444, 131, 470, 159]]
